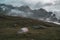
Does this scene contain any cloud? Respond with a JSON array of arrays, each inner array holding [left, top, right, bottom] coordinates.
[[0, 0, 55, 7], [0, 0, 60, 18], [0, 0, 60, 11], [42, 0, 60, 11]]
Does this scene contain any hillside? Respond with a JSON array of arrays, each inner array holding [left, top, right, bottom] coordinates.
[[0, 16, 60, 40], [0, 16, 60, 28]]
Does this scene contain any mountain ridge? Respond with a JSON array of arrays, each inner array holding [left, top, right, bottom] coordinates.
[[0, 4, 59, 22]]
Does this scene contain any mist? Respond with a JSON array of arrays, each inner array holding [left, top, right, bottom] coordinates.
[[0, 0, 60, 18], [0, 0, 60, 22], [7, 9, 33, 18]]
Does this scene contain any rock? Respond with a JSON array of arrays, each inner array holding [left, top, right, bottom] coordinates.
[[32, 25, 47, 29]]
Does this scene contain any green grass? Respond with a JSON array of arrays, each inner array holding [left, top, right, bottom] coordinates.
[[0, 16, 60, 40]]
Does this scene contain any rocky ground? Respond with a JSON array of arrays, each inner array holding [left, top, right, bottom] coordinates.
[[0, 16, 60, 40]]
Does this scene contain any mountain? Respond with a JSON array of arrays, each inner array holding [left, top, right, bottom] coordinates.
[[32, 8, 51, 19], [18, 6, 31, 12], [0, 4, 58, 22], [0, 4, 14, 16]]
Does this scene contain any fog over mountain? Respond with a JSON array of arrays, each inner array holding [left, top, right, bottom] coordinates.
[[0, 4, 58, 22], [0, 0, 60, 19], [0, 0, 60, 24]]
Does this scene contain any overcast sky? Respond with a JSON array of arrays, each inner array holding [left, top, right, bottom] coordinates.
[[0, 0, 59, 11], [0, 0, 60, 18]]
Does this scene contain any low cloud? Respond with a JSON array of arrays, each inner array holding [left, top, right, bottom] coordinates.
[[0, 0, 60, 18]]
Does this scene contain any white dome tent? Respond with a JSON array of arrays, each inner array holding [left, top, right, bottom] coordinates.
[[17, 27, 29, 34]]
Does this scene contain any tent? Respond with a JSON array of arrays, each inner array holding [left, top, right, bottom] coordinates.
[[17, 27, 29, 34]]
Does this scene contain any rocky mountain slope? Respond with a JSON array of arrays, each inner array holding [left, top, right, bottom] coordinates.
[[0, 4, 59, 22]]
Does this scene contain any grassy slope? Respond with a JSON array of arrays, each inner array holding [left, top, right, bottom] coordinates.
[[0, 16, 60, 40]]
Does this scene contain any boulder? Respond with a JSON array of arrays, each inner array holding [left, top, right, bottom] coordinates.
[[32, 25, 47, 29]]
